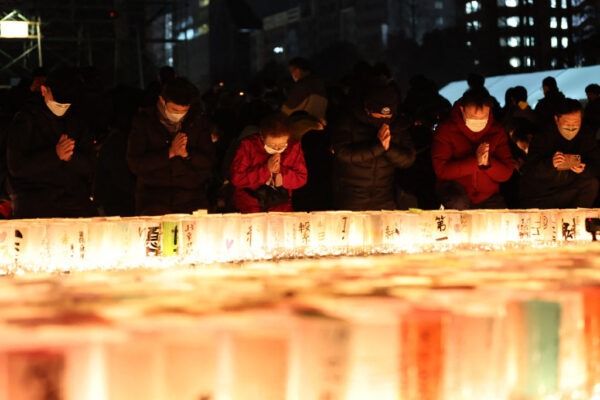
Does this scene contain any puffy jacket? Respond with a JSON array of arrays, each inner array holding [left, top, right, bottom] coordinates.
[[7, 99, 95, 217], [331, 107, 416, 211], [432, 102, 514, 205], [230, 134, 307, 213], [520, 123, 600, 200], [127, 105, 216, 215]]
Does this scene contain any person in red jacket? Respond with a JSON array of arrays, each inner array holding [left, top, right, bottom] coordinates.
[[432, 88, 514, 209], [230, 113, 308, 213]]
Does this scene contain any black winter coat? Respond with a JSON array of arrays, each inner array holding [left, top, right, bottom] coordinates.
[[520, 123, 600, 201], [127, 105, 216, 215], [7, 99, 96, 218], [331, 107, 416, 211]]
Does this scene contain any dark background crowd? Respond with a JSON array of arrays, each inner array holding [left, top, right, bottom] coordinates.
[[0, 59, 599, 219]]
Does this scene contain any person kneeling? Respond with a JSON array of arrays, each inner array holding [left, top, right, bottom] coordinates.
[[230, 113, 307, 213], [519, 98, 599, 208]]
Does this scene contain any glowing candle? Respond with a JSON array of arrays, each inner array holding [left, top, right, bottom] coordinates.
[[583, 287, 600, 394], [510, 299, 561, 398], [399, 308, 448, 400]]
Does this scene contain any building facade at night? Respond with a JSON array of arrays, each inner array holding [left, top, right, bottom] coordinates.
[[462, 0, 578, 73], [250, 0, 462, 74]]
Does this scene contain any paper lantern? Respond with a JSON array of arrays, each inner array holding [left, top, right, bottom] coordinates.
[[214, 214, 237, 262], [287, 314, 350, 400], [178, 216, 199, 263], [308, 212, 328, 256], [583, 287, 600, 394], [13, 221, 45, 272], [508, 299, 561, 398], [0, 222, 15, 272], [362, 212, 384, 254], [238, 213, 268, 260], [559, 210, 582, 242], [442, 293, 509, 400], [381, 211, 404, 252], [399, 307, 449, 400]]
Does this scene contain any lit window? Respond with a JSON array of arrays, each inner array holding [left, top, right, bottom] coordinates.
[[550, 17, 557, 28], [561, 0, 567, 7], [466, 40, 472, 47], [561, 17, 568, 29], [273, 46, 284, 54], [551, 58, 558, 67], [551, 36, 558, 47], [435, 1, 443, 9], [526, 57, 532, 67], [562, 37, 569, 47], [510, 57, 521, 68], [467, 20, 481, 31], [198, 23, 209, 36], [507, 16, 519, 27], [525, 37, 531, 46], [551, 0, 557, 7], [436, 17, 444, 25], [505, 0, 518, 7], [466, 1, 480, 13], [474, 59, 480, 65], [498, 17, 506, 27], [529, 17, 534, 25], [199, 0, 209, 7], [499, 38, 507, 47], [508, 36, 520, 47]]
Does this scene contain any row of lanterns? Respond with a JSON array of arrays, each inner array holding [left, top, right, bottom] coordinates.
[[2, 285, 600, 400], [1, 208, 599, 272]]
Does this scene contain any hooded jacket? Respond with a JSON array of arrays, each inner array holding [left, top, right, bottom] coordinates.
[[331, 106, 416, 211], [230, 134, 307, 213], [432, 102, 514, 205], [127, 105, 216, 215]]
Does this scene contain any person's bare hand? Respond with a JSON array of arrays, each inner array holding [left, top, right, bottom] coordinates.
[[267, 153, 281, 173], [476, 142, 490, 166], [378, 123, 391, 150], [56, 134, 75, 161], [274, 173, 283, 187], [571, 162, 586, 174], [169, 132, 188, 158], [552, 151, 565, 169]]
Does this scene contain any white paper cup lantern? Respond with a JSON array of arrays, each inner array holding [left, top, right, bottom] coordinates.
[[443, 294, 509, 400], [218, 213, 239, 262], [178, 216, 199, 263], [291, 212, 311, 258], [309, 212, 328, 256], [362, 212, 384, 254], [13, 221, 45, 272], [381, 211, 402, 252], [287, 314, 351, 400], [559, 210, 580, 243], [0, 222, 15, 273]]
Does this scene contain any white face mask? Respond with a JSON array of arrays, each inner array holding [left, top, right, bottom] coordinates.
[[558, 125, 579, 141], [264, 143, 287, 155], [46, 99, 71, 117], [165, 108, 186, 123], [465, 118, 488, 133]]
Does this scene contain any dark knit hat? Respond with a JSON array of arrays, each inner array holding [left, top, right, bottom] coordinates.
[[44, 67, 80, 104], [364, 85, 398, 116]]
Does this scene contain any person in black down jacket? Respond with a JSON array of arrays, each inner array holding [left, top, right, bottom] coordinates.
[[331, 84, 416, 211], [534, 76, 565, 129], [7, 68, 97, 218], [520, 98, 599, 208], [127, 78, 216, 215]]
